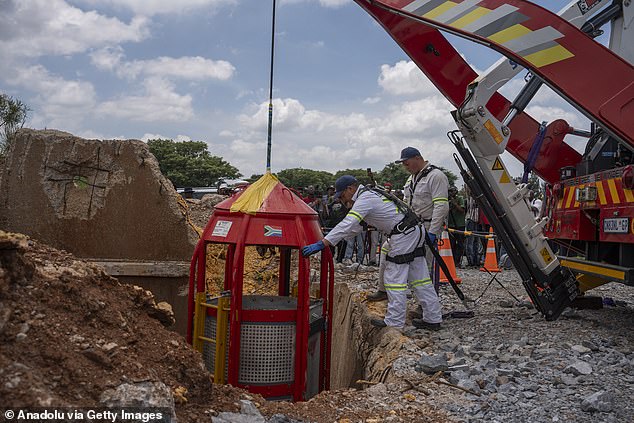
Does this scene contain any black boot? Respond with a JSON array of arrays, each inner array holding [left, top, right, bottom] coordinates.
[[366, 290, 387, 302], [370, 318, 387, 327], [412, 319, 441, 331]]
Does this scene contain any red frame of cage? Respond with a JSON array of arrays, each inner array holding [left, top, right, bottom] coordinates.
[[186, 195, 334, 401]]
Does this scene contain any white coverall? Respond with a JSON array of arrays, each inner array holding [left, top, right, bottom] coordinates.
[[325, 185, 442, 328], [378, 164, 449, 290]]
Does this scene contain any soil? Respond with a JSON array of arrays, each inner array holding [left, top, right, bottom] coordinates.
[[0, 231, 452, 422]]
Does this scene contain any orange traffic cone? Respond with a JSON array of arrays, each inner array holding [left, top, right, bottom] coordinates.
[[480, 227, 500, 273], [439, 229, 461, 284]]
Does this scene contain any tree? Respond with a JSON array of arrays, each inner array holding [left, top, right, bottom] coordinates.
[[438, 166, 459, 189], [147, 139, 241, 187], [333, 168, 372, 185], [277, 168, 334, 191], [0, 94, 29, 156], [377, 162, 409, 189]]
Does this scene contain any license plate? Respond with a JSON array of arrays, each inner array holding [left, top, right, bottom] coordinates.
[[603, 217, 629, 234]]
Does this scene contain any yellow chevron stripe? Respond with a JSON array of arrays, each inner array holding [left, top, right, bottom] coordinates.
[[573, 184, 581, 208], [624, 188, 634, 203], [607, 179, 620, 204], [596, 181, 607, 205], [450, 7, 490, 29], [565, 187, 575, 209], [524, 44, 574, 68], [488, 24, 532, 44], [557, 191, 565, 209], [424, 1, 457, 19]]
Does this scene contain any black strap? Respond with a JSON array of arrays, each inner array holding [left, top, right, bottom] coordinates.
[[389, 210, 420, 236], [407, 165, 437, 206], [385, 246, 425, 264]]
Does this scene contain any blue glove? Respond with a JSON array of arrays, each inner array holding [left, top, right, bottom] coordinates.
[[302, 240, 325, 257], [428, 232, 437, 244]]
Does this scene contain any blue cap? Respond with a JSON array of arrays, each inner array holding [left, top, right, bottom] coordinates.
[[334, 175, 358, 199], [395, 146, 421, 163]]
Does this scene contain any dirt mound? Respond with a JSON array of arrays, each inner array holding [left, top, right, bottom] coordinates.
[[0, 231, 250, 420], [0, 231, 451, 422]]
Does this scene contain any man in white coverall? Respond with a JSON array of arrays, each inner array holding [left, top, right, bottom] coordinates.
[[368, 147, 449, 326], [302, 175, 442, 330]]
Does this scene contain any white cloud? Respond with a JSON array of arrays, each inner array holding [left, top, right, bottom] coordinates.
[[96, 77, 193, 122], [122, 56, 235, 81], [378, 60, 438, 97], [0, 0, 149, 59], [280, 0, 350, 8], [6, 64, 97, 129], [90, 46, 126, 71], [318, 0, 349, 8], [141, 133, 167, 141], [230, 94, 456, 177], [363, 97, 381, 105], [91, 47, 235, 81], [75, 0, 236, 15], [175, 134, 192, 142]]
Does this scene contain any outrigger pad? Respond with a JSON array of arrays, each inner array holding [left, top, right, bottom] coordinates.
[[532, 273, 578, 321]]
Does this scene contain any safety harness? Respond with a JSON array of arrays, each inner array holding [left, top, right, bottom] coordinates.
[[406, 164, 438, 207], [357, 186, 424, 264]]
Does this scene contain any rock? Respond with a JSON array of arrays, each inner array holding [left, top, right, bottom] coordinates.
[[496, 368, 514, 377], [571, 344, 591, 354], [582, 340, 600, 351], [102, 342, 118, 353], [213, 400, 266, 423], [561, 375, 578, 386], [498, 354, 512, 363], [417, 354, 448, 374], [448, 370, 470, 386], [146, 301, 175, 327], [495, 376, 510, 386], [564, 361, 592, 376], [267, 414, 303, 423], [581, 390, 614, 413], [100, 381, 177, 422]]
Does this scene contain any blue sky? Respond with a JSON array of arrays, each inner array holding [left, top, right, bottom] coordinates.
[[0, 0, 591, 180]]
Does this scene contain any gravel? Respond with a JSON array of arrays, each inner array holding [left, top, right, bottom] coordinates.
[[341, 265, 634, 422]]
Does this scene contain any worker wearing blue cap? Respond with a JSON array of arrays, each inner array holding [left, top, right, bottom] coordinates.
[[302, 175, 442, 331]]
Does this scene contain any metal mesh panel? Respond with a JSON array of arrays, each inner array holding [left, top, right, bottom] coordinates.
[[202, 314, 229, 380], [201, 295, 324, 389], [239, 323, 295, 384]]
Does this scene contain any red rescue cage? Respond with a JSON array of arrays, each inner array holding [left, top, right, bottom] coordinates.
[[186, 173, 334, 401]]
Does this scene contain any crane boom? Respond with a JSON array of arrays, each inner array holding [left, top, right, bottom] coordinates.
[[354, 0, 634, 319]]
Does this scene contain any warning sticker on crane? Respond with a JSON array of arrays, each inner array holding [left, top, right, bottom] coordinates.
[[499, 171, 511, 184], [492, 157, 504, 171], [540, 247, 553, 264], [484, 120, 504, 144]]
